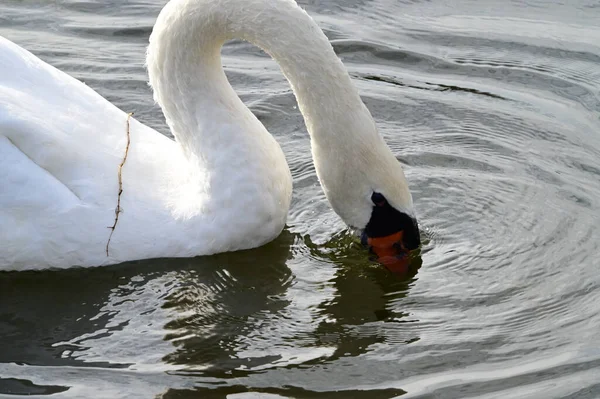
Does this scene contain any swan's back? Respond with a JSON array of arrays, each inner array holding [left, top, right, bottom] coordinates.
[[0, 36, 179, 203], [0, 36, 196, 269]]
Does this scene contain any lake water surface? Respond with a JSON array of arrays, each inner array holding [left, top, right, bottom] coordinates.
[[1, 0, 600, 397]]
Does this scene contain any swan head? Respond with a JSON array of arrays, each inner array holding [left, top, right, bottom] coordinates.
[[359, 190, 420, 266], [314, 131, 421, 263]]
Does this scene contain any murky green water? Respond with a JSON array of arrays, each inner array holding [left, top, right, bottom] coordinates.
[[1, 0, 600, 397]]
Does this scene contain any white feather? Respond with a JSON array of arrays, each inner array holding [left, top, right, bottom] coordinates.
[[0, 0, 413, 270]]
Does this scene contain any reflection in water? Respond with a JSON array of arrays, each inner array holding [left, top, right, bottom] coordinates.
[[2, 0, 600, 397], [0, 229, 420, 396], [162, 385, 408, 399], [0, 231, 298, 368], [161, 230, 421, 374], [161, 231, 296, 371], [0, 265, 143, 368], [305, 233, 422, 362], [311, 260, 420, 361], [155, 232, 421, 398]]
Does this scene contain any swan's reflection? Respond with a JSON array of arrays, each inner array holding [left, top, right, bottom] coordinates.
[[161, 230, 421, 375], [160, 231, 297, 370], [156, 231, 421, 398], [0, 264, 149, 368], [304, 233, 422, 362], [0, 229, 420, 396]]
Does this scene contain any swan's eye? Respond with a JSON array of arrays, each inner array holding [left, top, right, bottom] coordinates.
[[371, 192, 387, 207]]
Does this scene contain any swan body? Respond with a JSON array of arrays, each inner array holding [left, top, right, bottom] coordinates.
[[0, 0, 415, 270]]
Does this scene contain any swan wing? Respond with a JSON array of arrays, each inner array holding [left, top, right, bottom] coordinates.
[[0, 35, 184, 204], [0, 36, 192, 268]]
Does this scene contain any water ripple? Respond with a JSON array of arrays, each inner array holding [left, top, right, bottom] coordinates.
[[1, 0, 600, 397]]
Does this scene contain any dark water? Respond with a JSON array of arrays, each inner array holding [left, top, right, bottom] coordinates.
[[1, 0, 600, 397]]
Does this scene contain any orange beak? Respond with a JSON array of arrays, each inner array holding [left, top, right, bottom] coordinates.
[[365, 231, 411, 273]]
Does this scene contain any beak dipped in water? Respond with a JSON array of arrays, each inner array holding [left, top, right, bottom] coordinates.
[[361, 192, 421, 272], [361, 220, 420, 273], [361, 230, 408, 272]]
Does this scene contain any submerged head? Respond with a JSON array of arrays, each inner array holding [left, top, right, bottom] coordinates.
[[360, 191, 420, 269], [358, 162, 420, 267], [314, 127, 421, 267]]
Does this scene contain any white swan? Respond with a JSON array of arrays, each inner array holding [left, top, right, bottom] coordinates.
[[0, 0, 420, 270]]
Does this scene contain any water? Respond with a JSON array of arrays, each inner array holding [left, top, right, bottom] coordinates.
[[1, 0, 600, 397]]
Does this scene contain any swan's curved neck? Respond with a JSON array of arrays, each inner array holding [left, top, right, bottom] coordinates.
[[147, 0, 378, 162]]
